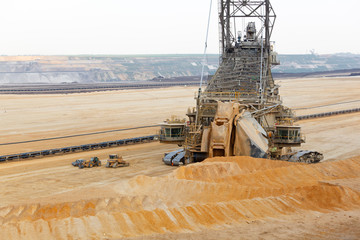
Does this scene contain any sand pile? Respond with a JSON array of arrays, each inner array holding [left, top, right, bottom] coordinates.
[[1, 156, 360, 239]]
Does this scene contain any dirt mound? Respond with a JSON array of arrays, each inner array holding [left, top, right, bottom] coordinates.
[[1, 156, 360, 239]]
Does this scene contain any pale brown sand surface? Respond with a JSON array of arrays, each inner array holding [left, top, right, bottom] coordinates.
[[1, 157, 359, 239], [0, 77, 359, 239], [277, 77, 360, 161]]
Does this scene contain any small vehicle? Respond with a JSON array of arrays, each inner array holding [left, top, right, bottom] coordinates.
[[106, 154, 129, 168], [72, 159, 85, 167], [72, 157, 101, 169]]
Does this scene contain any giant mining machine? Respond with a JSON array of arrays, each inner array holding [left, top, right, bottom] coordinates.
[[162, 0, 323, 166]]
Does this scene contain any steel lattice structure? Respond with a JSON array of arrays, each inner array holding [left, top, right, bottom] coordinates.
[[206, 0, 279, 104], [218, 0, 276, 57]]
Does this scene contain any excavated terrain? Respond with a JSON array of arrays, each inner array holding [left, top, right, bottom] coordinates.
[[0, 156, 360, 239], [0, 77, 359, 239]]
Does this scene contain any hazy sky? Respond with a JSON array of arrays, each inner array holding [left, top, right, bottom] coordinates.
[[0, 0, 359, 55]]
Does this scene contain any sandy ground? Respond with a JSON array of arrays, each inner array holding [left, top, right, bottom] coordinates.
[[0, 77, 359, 239], [279, 76, 360, 115], [278, 76, 360, 161], [0, 87, 196, 155]]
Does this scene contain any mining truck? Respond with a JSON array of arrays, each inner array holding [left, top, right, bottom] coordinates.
[[72, 159, 85, 167], [72, 157, 101, 169], [105, 154, 129, 168]]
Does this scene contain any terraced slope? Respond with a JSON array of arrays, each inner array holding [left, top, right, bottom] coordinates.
[[1, 156, 359, 239]]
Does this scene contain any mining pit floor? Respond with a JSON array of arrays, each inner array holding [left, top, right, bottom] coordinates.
[[0, 76, 360, 239]]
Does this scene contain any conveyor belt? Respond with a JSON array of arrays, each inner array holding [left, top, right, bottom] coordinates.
[[296, 108, 360, 121], [0, 135, 158, 162], [0, 82, 198, 94]]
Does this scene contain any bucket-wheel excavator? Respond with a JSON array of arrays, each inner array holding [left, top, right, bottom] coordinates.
[[162, 0, 323, 166]]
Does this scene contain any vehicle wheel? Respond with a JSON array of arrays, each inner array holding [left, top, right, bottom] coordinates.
[[106, 162, 110, 168], [113, 162, 118, 168]]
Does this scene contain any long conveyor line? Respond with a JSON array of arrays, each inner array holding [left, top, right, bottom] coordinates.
[[0, 135, 158, 162], [0, 82, 199, 94], [296, 108, 360, 121]]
